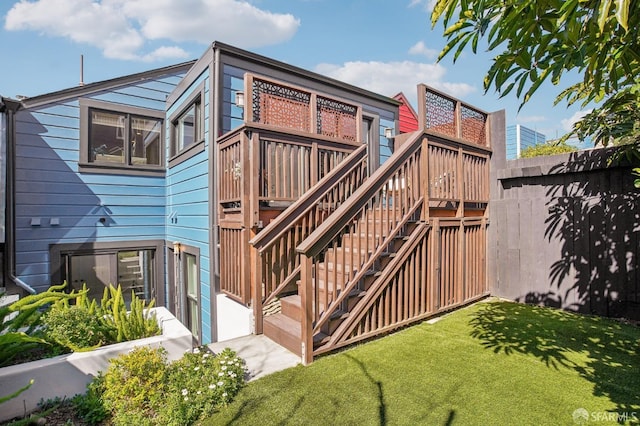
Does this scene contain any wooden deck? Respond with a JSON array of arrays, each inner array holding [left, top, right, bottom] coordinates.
[[218, 79, 492, 363]]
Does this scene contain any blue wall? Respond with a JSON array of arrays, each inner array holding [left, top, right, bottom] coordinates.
[[165, 70, 213, 343], [14, 72, 185, 292]]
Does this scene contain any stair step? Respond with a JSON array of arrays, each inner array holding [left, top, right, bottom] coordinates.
[[263, 313, 301, 356], [313, 332, 330, 347], [280, 294, 301, 322], [323, 309, 350, 335]]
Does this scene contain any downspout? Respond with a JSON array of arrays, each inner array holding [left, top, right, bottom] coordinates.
[[1, 97, 35, 294]]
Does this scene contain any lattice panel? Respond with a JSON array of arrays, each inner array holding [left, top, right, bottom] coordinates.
[[316, 96, 358, 142], [425, 89, 456, 137], [252, 79, 311, 132], [461, 104, 487, 145]]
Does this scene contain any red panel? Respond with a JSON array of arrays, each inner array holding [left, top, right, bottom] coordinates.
[[393, 93, 419, 134]]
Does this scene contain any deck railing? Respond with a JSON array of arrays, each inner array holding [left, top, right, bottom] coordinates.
[[218, 125, 361, 303], [418, 85, 490, 148], [296, 131, 426, 362], [250, 144, 369, 331], [293, 124, 492, 362], [245, 74, 361, 144]]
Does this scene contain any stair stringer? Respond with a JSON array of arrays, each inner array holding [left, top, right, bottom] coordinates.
[[314, 221, 433, 355]]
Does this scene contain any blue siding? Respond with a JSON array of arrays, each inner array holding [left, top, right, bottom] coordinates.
[[379, 117, 395, 165], [14, 71, 186, 292], [165, 71, 213, 343], [221, 65, 245, 134]]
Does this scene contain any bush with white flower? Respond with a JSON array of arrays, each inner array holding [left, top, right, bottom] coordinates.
[[161, 347, 245, 425], [92, 346, 245, 425]]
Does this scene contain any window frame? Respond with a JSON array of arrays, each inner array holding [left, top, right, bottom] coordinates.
[[49, 240, 165, 305], [168, 82, 206, 168], [79, 99, 165, 176], [167, 243, 201, 343]]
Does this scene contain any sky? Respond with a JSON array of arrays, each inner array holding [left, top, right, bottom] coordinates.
[[0, 0, 590, 139]]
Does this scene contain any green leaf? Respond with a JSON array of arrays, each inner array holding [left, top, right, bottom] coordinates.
[[597, 0, 613, 33], [0, 379, 34, 404], [614, 0, 629, 30]]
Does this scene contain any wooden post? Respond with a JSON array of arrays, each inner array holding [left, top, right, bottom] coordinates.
[[417, 84, 427, 131], [459, 219, 466, 303], [455, 100, 462, 139], [248, 130, 263, 331], [300, 255, 314, 365], [310, 93, 318, 135], [240, 131, 252, 305], [457, 147, 464, 218], [253, 249, 264, 335], [420, 136, 430, 222], [311, 142, 319, 186], [433, 218, 441, 310]]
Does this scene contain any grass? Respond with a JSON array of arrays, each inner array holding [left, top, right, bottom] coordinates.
[[203, 299, 640, 425]]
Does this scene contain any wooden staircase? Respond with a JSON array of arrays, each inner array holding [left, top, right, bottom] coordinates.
[[239, 86, 492, 364], [263, 205, 420, 356]]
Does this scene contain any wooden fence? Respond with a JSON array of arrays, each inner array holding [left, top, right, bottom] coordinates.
[[490, 147, 640, 320]]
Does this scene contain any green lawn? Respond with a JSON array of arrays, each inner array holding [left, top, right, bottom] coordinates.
[[204, 299, 640, 425]]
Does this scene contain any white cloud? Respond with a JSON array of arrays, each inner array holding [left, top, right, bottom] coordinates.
[[408, 0, 438, 12], [140, 46, 190, 62], [408, 41, 437, 59], [561, 109, 592, 132], [4, 0, 300, 61], [315, 60, 475, 102]]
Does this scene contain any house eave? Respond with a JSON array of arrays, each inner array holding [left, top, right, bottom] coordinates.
[[211, 41, 401, 108], [19, 60, 197, 109]]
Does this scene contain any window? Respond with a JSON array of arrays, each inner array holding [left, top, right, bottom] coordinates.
[[169, 82, 205, 167], [184, 253, 199, 339], [50, 241, 164, 305], [80, 99, 165, 175], [172, 102, 201, 157]]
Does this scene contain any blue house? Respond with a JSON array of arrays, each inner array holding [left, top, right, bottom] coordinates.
[[2, 43, 494, 362]]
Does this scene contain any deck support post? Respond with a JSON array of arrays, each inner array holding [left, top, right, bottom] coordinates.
[[300, 255, 314, 365]]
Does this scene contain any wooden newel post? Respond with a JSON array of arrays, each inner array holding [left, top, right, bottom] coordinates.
[[300, 255, 314, 365], [253, 251, 264, 334]]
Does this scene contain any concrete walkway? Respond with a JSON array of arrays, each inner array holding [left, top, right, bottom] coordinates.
[[208, 334, 301, 381]]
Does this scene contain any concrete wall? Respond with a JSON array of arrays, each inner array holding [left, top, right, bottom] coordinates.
[[489, 140, 640, 319], [0, 307, 191, 422]]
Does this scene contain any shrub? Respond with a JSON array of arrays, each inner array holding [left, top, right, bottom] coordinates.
[[520, 141, 577, 158], [159, 347, 245, 425], [72, 372, 109, 425], [43, 283, 160, 352], [94, 346, 246, 425], [102, 346, 168, 425], [0, 283, 79, 366], [42, 306, 113, 351]]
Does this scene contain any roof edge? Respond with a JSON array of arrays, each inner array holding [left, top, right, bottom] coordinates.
[[20, 60, 197, 109], [211, 41, 401, 107]]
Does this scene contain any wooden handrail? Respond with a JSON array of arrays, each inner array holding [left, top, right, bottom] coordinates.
[[296, 130, 424, 258], [250, 143, 368, 250]]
